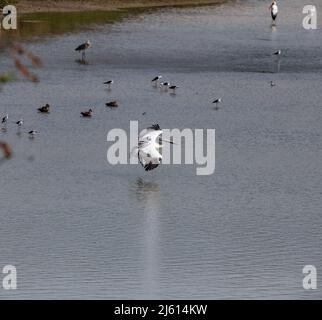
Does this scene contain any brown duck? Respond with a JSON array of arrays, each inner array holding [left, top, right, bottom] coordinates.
[[38, 104, 50, 113], [106, 101, 118, 108], [81, 109, 93, 117]]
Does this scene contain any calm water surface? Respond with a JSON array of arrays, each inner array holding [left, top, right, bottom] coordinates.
[[0, 0, 322, 299]]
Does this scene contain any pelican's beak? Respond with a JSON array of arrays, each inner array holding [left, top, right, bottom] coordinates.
[[161, 138, 177, 145]]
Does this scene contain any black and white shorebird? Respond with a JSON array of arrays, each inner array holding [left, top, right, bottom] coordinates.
[[273, 50, 281, 56], [269, 1, 278, 24], [151, 75, 162, 84], [15, 119, 23, 127], [28, 130, 37, 138], [131, 124, 174, 172], [103, 80, 114, 90], [80, 109, 93, 117], [212, 98, 222, 110], [169, 85, 178, 93], [270, 80, 276, 87], [160, 82, 170, 90], [75, 40, 91, 60], [1, 114, 8, 124]]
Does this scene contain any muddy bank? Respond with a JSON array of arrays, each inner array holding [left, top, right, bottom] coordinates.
[[14, 0, 227, 13]]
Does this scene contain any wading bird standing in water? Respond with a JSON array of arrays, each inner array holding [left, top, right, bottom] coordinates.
[[28, 130, 37, 138], [132, 124, 174, 172], [103, 80, 114, 90], [160, 82, 170, 91], [1, 114, 8, 124], [152, 75, 162, 82], [269, 1, 278, 25], [15, 119, 23, 127], [212, 98, 222, 110], [169, 85, 178, 93], [151, 75, 162, 86], [75, 40, 91, 61]]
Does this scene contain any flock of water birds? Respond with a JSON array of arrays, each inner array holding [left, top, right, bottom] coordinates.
[[0, 1, 280, 171]]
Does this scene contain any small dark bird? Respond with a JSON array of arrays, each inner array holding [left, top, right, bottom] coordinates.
[[15, 119, 23, 127], [106, 101, 118, 108], [80, 109, 93, 117], [28, 130, 37, 138], [75, 40, 91, 60], [151, 75, 162, 82], [212, 98, 222, 104], [270, 81, 276, 87], [160, 82, 170, 88], [169, 85, 178, 92], [212, 98, 222, 110], [103, 80, 114, 89], [38, 104, 50, 113], [1, 114, 8, 124], [273, 50, 281, 56]]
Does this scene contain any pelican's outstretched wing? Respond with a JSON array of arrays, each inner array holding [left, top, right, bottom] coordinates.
[[139, 130, 162, 146], [139, 124, 161, 138]]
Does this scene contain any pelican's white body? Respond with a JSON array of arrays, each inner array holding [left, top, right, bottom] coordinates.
[[131, 127, 163, 170]]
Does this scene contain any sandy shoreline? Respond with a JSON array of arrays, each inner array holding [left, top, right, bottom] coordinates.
[[14, 0, 226, 14]]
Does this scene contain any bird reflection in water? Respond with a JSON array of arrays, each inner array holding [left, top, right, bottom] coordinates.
[[0, 141, 13, 166], [75, 59, 90, 65], [132, 177, 160, 199], [131, 177, 161, 298]]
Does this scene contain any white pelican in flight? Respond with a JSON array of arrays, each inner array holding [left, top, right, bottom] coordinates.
[[132, 124, 174, 171], [269, 1, 278, 25]]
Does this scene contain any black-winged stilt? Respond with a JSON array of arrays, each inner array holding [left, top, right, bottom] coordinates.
[[75, 40, 91, 60], [104, 80, 114, 90], [212, 98, 222, 110], [169, 85, 178, 93], [1, 114, 8, 124], [15, 119, 23, 127], [152, 75, 162, 84], [28, 130, 37, 138]]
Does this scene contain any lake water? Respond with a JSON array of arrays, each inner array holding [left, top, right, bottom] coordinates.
[[0, 0, 322, 299]]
